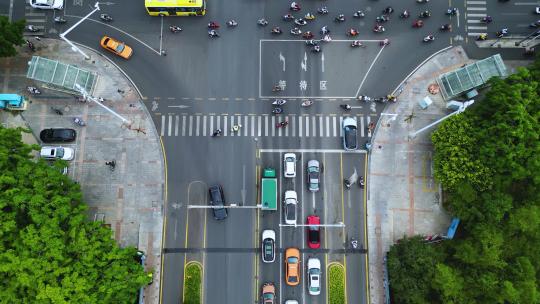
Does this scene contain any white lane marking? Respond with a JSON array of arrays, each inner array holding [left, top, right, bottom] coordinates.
[[326, 116, 330, 137], [312, 117, 316, 138], [339, 117, 343, 137], [168, 115, 172, 136], [467, 7, 487, 11], [305, 116, 310, 137], [468, 32, 487, 36], [160, 115, 165, 136], [195, 116, 200, 136], [467, 13, 487, 17], [467, 19, 482, 23], [258, 116, 262, 137], [182, 116, 186, 136], [244, 116, 249, 136], [203, 116, 207, 136], [333, 116, 337, 137], [367, 116, 371, 138], [251, 116, 255, 137], [210, 116, 214, 136], [285, 116, 289, 137], [467, 0, 486, 4], [223, 116, 228, 136], [299, 116, 303, 137], [264, 116, 268, 137], [188, 116, 193, 136], [272, 116, 276, 137], [319, 116, 324, 137], [468, 25, 488, 29], [260, 148, 367, 153], [174, 115, 179, 136], [230, 116, 235, 137], [292, 115, 296, 137], [514, 2, 540, 5], [360, 116, 365, 137]]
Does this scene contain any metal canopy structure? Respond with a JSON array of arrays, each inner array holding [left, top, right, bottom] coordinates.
[[437, 54, 507, 99], [26, 56, 97, 94]]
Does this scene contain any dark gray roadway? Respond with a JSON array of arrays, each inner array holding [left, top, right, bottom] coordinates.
[[13, 0, 540, 303]]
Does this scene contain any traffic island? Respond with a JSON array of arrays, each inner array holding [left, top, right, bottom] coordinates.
[[183, 262, 202, 304], [328, 263, 345, 304]]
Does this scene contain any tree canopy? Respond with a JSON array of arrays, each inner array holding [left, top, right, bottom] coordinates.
[[388, 57, 540, 304], [0, 126, 151, 303], [0, 16, 25, 57]]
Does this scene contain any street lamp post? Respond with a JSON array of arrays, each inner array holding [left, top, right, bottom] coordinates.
[[59, 2, 101, 60], [74, 84, 131, 125], [408, 100, 474, 140]]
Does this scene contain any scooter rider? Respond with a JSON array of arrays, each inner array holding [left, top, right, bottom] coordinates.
[[283, 13, 294, 21], [169, 25, 182, 32], [419, 10, 431, 18], [290, 27, 302, 35], [400, 10, 410, 18], [317, 6, 328, 14], [353, 10, 365, 18], [257, 18, 268, 26], [208, 21, 220, 29], [290, 1, 300, 11], [227, 20, 238, 27], [320, 25, 330, 35], [208, 29, 220, 37], [294, 18, 307, 26], [335, 14, 345, 22], [312, 45, 321, 53], [423, 34, 435, 42], [302, 31, 314, 39], [351, 40, 364, 47], [272, 27, 283, 34], [212, 129, 222, 137], [482, 16, 492, 23], [477, 33, 487, 40]]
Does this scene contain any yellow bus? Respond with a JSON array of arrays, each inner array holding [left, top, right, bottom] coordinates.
[[145, 0, 206, 16]]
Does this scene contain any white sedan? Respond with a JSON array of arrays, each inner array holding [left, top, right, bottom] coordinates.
[[284, 190, 297, 225], [283, 153, 296, 178], [307, 258, 321, 295], [40, 146, 74, 161], [30, 0, 64, 9]]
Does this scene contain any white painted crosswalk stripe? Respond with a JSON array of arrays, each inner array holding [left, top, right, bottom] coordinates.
[[466, 0, 488, 35], [467, 7, 486, 10], [468, 26, 487, 30], [159, 114, 374, 138]]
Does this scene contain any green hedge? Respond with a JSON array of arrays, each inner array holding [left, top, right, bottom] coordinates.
[[184, 263, 202, 304], [328, 264, 345, 304]]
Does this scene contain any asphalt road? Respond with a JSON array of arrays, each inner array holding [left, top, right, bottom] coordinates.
[[9, 0, 540, 303]]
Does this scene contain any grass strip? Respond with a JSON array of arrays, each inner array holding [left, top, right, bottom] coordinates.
[[328, 263, 345, 304], [183, 263, 202, 304]]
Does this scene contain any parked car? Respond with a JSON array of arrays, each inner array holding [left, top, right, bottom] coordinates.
[[261, 282, 275, 304], [306, 160, 320, 192], [283, 153, 296, 178], [40, 146, 74, 160], [307, 258, 321, 295], [208, 185, 227, 220], [342, 117, 358, 150], [284, 190, 298, 225], [30, 0, 63, 10], [261, 230, 276, 263], [285, 301, 299, 304], [39, 128, 76, 143], [307, 215, 321, 249], [285, 248, 300, 286], [100, 36, 133, 59]]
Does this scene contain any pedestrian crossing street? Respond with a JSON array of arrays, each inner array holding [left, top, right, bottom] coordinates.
[[158, 114, 375, 138], [466, 0, 488, 37]]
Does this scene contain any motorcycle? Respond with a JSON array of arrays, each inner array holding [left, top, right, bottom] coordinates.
[[272, 99, 287, 106], [335, 14, 346, 22], [27, 86, 41, 94], [301, 99, 313, 107], [419, 11, 431, 18], [344, 179, 352, 189], [358, 95, 372, 102], [477, 34, 487, 41], [169, 26, 182, 33], [353, 11, 365, 18], [276, 121, 289, 128], [294, 18, 307, 26], [302, 31, 314, 39], [212, 129, 222, 137], [305, 13, 315, 20], [290, 2, 300, 11], [208, 30, 220, 38], [73, 117, 86, 127], [440, 24, 452, 31], [423, 35, 435, 42], [257, 19, 268, 26], [320, 26, 330, 35], [272, 85, 283, 92], [412, 20, 424, 28], [272, 107, 283, 114], [400, 11, 410, 18], [376, 15, 389, 23], [51, 107, 63, 115], [283, 14, 294, 21], [290, 28, 302, 35], [100, 13, 113, 22], [208, 22, 220, 29], [359, 176, 365, 189], [322, 34, 332, 42], [311, 45, 321, 53], [481, 16, 492, 23], [416, 0, 429, 3], [25, 25, 39, 32], [340, 104, 352, 111], [530, 21, 540, 28], [54, 16, 67, 23], [26, 40, 35, 52], [347, 28, 359, 36], [382, 7, 394, 14], [226, 20, 238, 27], [446, 8, 458, 16], [305, 39, 318, 46], [373, 25, 385, 33], [380, 38, 390, 46], [351, 41, 365, 48], [271, 27, 283, 34], [317, 6, 328, 15]]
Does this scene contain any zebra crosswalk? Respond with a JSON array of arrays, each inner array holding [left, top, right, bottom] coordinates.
[[158, 114, 375, 138], [466, 0, 488, 37], [24, 5, 47, 33]]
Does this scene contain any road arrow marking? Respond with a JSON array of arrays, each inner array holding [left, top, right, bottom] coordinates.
[[279, 52, 286, 72]]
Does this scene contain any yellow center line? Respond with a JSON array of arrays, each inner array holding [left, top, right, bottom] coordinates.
[[158, 137, 168, 304], [363, 155, 370, 302], [340, 154, 348, 304]]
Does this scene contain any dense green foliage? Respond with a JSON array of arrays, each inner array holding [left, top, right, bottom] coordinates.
[[328, 264, 345, 304], [0, 127, 151, 303], [388, 58, 540, 304], [0, 16, 25, 57], [183, 263, 201, 304]]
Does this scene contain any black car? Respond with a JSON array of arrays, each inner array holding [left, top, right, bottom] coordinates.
[[209, 185, 228, 220], [40, 128, 76, 143]]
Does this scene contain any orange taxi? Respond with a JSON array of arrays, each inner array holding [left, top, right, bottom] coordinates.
[[285, 248, 300, 286], [100, 36, 133, 59]]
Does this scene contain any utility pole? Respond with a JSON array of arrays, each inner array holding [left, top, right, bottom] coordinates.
[[59, 2, 101, 60]]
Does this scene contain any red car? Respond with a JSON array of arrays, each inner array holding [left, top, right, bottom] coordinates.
[[307, 215, 321, 249]]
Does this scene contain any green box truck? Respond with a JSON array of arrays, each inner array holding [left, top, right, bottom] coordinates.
[[261, 168, 277, 211]]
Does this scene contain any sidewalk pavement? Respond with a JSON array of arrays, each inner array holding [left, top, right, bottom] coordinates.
[[366, 45, 533, 304], [0, 39, 164, 304]]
